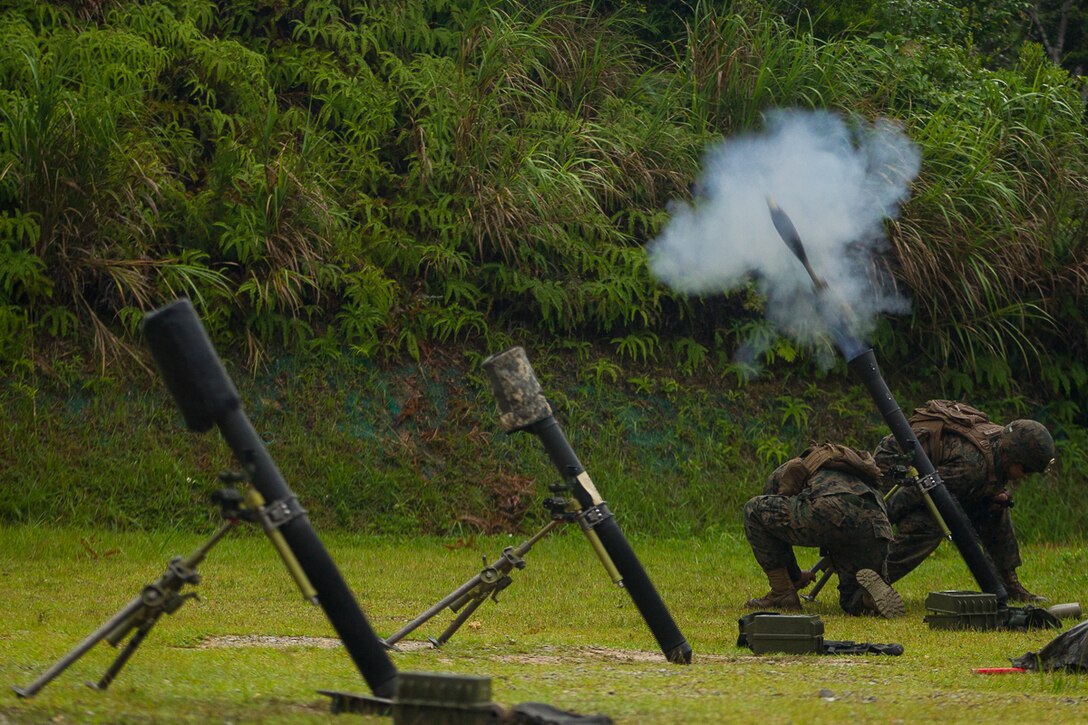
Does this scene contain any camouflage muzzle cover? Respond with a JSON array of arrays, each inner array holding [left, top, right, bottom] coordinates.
[[481, 347, 553, 433]]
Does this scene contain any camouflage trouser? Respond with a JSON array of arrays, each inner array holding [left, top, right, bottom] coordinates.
[[886, 504, 1021, 583], [743, 489, 892, 615]]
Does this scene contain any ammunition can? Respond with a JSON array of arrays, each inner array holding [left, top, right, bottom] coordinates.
[[745, 614, 824, 654], [923, 590, 1000, 630], [392, 671, 501, 725]]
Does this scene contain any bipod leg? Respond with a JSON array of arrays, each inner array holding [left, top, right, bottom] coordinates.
[[13, 519, 233, 698], [89, 612, 162, 691], [12, 598, 145, 698], [383, 574, 485, 647], [383, 520, 559, 647], [802, 567, 835, 602], [920, 488, 954, 541], [430, 594, 489, 647]]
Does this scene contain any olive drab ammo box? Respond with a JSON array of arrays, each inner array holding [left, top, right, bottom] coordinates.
[[923, 590, 1000, 630], [392, 672, 502, 725], [739, 613, 825, 654]]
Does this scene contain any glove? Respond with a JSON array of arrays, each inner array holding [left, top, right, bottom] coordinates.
[[989, 490, 1014, 513], [793, 570, 816, 589]]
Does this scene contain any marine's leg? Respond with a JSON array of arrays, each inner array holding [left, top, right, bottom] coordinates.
[[885, 509, 945, 583], [821, 496, 903, 618], [971, 506, 1042, 602], [742, 495, 823, 610], [742, 495, 825, 569], [854, 568, 906, 618]]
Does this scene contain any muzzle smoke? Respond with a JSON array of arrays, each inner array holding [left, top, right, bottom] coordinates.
[[648, 109, 920, 365]]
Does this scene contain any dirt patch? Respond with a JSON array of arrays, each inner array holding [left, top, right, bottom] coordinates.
[[385, 640, 436, 652], [196, 635, 438, 651], [196, 638, 840, 667], [197, 635, 342, 649], [496, 645, 744, 665]]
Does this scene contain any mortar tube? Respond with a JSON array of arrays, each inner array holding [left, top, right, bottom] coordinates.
[[214, 407, 398, 697], [143, 300, 398, 698], [846, 347, 1008, 606], [530, 417, 692, 664]]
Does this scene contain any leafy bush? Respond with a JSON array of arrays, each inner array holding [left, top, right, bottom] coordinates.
[[0, 0, 1083, 424]]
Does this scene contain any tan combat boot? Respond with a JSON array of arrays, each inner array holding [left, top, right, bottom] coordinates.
[[1003, 569, 1046, 603], [857, 569, 906, 618], [745, 567, 802, 610]]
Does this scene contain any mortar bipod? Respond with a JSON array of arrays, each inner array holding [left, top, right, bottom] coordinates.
[[382, 520, 561, 648], [12, 472, 322, 699], [12, 519, 235, 699], [383, 479, 628, 648]]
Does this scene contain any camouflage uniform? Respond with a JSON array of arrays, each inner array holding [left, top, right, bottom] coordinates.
[[744, 463, 894, 615], [874, 416, 1054, 594]]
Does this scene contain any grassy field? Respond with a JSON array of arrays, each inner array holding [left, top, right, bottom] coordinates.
[[2, 525, 1087, 724]]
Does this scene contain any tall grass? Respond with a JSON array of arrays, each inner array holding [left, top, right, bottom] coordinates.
[[0, 1, 1084, 411], [890, 41, 1088, 400], [1, 1, 1086, 538]]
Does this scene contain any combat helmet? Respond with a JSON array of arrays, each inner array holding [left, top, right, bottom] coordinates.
[[1000, 420, 1055, 474]]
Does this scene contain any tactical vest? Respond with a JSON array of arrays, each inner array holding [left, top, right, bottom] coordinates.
[[772, 443, 882, 496], [908, 400, 1004, 484]]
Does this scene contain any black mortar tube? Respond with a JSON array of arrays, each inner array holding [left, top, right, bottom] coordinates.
[[142, 298, 398, 697], [766, 198, 1008, 605], [846, 349, 1008, 604], [482, 347, 692, 664]]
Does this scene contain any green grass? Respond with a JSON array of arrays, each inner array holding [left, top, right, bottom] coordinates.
[[2, 525, 1087, 724]]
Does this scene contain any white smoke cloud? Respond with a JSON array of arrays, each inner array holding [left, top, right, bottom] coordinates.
[[648, 108, 920, 361]]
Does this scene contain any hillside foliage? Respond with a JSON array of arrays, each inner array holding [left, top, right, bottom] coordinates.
[[1, 0, 696, 369], [0, 2, 1085, 442]]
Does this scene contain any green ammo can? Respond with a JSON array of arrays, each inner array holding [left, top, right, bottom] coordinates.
[[924, 590, 1000, 630], [392, 671, 502, 725], [745, 614, 824, 654]]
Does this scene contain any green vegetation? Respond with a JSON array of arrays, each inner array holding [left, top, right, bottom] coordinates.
[[0, 0, 1084, 531], [3, 525, 1088, 724], [4, 350, 1086, 541], [0, 1, 1084, 415], [2, 3, 1086, 720]]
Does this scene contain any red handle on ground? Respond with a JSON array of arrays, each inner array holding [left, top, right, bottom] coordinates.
[[974, 667, 1028, 674]]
